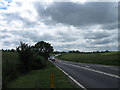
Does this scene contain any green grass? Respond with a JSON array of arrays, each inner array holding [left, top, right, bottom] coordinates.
[[57, 52, 119, 66], [6, 62, 76, 88], [100, 51, 120, 55], [0, 51, 2, 83]]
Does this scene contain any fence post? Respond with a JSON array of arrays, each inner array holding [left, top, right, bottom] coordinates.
[[50, 73, 55, 88]]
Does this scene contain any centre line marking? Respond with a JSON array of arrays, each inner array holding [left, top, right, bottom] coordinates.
[[61, 62, 120, 79]]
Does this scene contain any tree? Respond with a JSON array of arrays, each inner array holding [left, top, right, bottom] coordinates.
[[16, 42, 34, 71], [34, 41, 53, 60], [16, 41, 53, 71], [11, 49, 15, 52], [105, 50, 109, 53]]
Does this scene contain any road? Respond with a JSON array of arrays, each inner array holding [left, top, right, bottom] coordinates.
[[51, 58, 120, 89]]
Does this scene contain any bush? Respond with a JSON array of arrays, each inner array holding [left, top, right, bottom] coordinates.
[[3, 62, 17, 88], [16, 42, 51, 70], [3, 62, 28, 88], [31, 55, 46, 70], [17, 42, 34, 71]]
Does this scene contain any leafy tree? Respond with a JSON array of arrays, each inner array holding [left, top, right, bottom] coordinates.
[[34, 41, 53, 60], [16, 41, 53, 71], [11, 49, 15, 52], [105, 50, 109, 53], [16, 42, 34, 71], [2, 49, 4, 51]]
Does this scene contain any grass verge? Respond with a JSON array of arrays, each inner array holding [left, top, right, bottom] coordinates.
[[57, 52, 119, 66], [6, 61, 76, 88]]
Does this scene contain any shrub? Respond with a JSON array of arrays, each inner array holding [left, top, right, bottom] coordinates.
[[16, 42, 34, 71], [3, 61, 18, 88], [31, 55, 46, 70]]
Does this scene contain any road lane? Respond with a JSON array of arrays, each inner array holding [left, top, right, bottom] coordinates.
[[52, 59, 119, 88], [56, 59, 120, 76]]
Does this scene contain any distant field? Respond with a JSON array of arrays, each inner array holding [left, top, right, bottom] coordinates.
[[3, 51, 76, 88], [2, 51, 20, 64], [57, 52, 119, 66]]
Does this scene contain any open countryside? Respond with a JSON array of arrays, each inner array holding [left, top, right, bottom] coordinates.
[[1, 0, 119, 89], [2, 42, 120, 89]]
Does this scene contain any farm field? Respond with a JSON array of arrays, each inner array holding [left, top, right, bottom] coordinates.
[[57, 51, 119, 66], [2, 51, 20, 64]]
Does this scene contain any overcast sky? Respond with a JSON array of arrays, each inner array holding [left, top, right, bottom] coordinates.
[[0, 0, 118, 51]]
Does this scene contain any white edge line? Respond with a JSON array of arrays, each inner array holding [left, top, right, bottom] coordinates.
[[55, 66, 87, 90], [56, 66, 68, 76]]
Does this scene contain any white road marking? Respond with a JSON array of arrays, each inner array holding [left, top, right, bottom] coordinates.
[[56, 66, 87, 90], [68, 76, 86, 89], [85, 66, 90, 68], [99, 65, 111, 67], [110, 68, 119, 71], [56, 66, 68, 76], [62, 62, 120, 79]]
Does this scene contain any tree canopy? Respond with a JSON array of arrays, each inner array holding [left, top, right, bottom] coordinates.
[[16, 41, 54, 70]]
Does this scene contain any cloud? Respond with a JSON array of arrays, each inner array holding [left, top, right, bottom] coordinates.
[[0, 0, 12, 10], [0, 1, 118, 51], [84, 29, 112, 40], [35, 2, 117, 27], [88, 38, 113, 44], [102, 23, 118, 30]]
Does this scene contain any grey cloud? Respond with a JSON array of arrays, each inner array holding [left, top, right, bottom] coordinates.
[[86, 37, 116, 45], [0, 30, 8, 33], [11, 30, 77, 43], [1, 1, 118, 51], [2, 41, 19, 46], [35, 2, 117, 27], [102, 23, 118, 30], [10, 30, 56, 42], [30, 33, 56, 42], [84, 31, 111, 40], [56, 31, 78, 42], [2, 12, 37, 28], [15, 2, 22, 6], [91, 38, 112, 44], [84, 29, 118, 45], [1, 35, 11, 39], [54, 44, 72, 48], [2, 41, 10, 46], [54, 43, 79, 51]]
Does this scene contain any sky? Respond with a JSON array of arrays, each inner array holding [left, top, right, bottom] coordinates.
[[0, 0, 119, 51]]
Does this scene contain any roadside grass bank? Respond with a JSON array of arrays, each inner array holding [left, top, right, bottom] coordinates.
[[6, 61, 76, 88], [57, 51, 119, 66], [0, 51, 2, 88], [2, 51, 76, 88], [2, 51, 23, 88]]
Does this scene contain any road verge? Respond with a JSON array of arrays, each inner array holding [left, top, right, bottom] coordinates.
[[55, 65, 87, 90]]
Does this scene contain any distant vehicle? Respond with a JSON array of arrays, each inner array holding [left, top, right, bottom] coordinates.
[[51, 59, 55, 61], [49, 56, 56, 61]]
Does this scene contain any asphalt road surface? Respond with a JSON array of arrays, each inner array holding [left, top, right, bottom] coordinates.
[[51, 58, 120, 89]]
